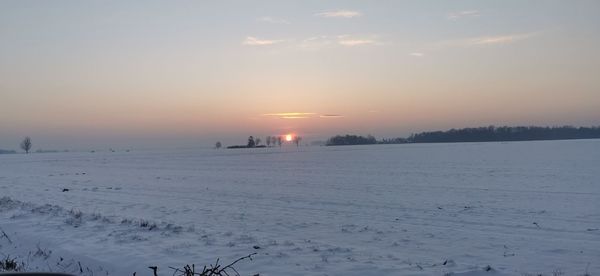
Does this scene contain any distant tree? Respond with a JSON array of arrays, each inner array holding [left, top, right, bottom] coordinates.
[[0, 149, 17, 154], [255, 138, 261, 146], [293, 136, 302, 147], [247, 136, 256, 148], [20, 136, 32, 154], [271, 136, 277, 146], [266, 136, 271, 147], [215, 141, 222, 149], [277, 136, 282, 147]]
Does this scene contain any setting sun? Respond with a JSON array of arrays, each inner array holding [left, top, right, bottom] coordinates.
[[285, 134, 293, 142]]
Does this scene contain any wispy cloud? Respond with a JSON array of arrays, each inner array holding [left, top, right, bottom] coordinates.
[[263, 112, 316, 119], [337, 35, 381, 47], [429, 32, 538, 50], [242, 36, 284, 46], [281, 116, 310, 119], [447, 10, 480, 20], [257, 16, 290, 24], [262, 112, 343, 119], [339, 39, 376, 46], [469, 33, 535, 45], [299, 36, 335, 51], [263, 112, 316, 117], [299, 35, 380, 50], [409, 52, 425, 57], [316, 10, 361, 18]]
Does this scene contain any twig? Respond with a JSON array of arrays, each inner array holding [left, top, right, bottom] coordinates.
[[0, 227, 13, 244], [148, 266, 158, 276], [219, 253, 256, 274], [167, 252, 257, 276]]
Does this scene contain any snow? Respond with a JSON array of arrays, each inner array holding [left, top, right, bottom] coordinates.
[[1, 139, 599, 275]]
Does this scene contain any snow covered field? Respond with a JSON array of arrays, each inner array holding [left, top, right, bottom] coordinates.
[[1, 139, 599, 275]]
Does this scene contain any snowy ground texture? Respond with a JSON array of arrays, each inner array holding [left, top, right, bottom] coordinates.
[[1, 139, 599, 276]]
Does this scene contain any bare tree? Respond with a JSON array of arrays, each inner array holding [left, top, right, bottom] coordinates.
[[277, 136, 282, 147], [271, 136, 277, 146], [255, 138, 261, 146], [293, 136, 302, 147], [215, 141, 222, 149], [266, 136, 271, 147], [247, 136, 256, 148], [20, 137, 32, 154]]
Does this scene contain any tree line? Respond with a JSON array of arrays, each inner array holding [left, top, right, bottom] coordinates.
[[405, 125, 600, 143], [325, 125, 600, 146], [326, 135, 377, 146], [220, 135, 302, 149]]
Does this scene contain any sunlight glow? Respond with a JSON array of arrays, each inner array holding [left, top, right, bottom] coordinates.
[[285, 134, 293, 142]]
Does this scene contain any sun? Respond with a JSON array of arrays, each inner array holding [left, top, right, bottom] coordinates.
[[285, 134, 293, 142]]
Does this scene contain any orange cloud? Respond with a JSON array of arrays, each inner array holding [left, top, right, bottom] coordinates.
[[263, 112, 317, 117]]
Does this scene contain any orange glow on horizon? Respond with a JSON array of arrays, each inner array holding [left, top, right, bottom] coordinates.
[[285, 134, 293, 142]]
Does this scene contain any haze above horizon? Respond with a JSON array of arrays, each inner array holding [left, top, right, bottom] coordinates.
[[1, 1, 599, 149]]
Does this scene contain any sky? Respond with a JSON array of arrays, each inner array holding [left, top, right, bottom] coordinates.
[[1, 0, 599, 150]]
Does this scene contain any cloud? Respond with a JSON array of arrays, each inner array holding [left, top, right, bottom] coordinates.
[[262, 112, 343, 119], [316, 10, 361, 18], [299, 36, 336, 51], [263, 112, 316, 117], [409, 52, 425, 57], [429, 32, 538, 50], [447, 10, 480, 20], [263, 112, 316, 119], [469, 33, 535, 45], [242, 36, 284, 46], [299, 35, 380, 49], [338, 39, 377, 46], [281, 116, 310, 119], [257, 16, 290, 24], [337, 35, 381, 47]]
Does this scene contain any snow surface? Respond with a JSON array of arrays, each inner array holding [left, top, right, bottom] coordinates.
[[1, 139, 599, 275]]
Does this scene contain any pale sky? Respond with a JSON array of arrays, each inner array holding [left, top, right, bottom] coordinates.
[[1, 1, 599, 150]]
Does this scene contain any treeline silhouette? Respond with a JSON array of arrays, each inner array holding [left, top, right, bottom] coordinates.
[[326, 126, 600, 146], [406, 126, 600, 143], [326, 135, 377, 146]]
